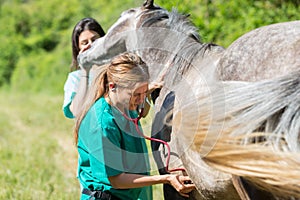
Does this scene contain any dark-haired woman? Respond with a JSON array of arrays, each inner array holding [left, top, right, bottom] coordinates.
[[63, 17, 105, 118]]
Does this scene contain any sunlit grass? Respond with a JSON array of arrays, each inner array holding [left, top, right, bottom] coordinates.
[[0, 90, 78, 199]]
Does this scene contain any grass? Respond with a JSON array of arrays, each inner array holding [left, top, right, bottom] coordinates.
[[0, 89, 162, 199]]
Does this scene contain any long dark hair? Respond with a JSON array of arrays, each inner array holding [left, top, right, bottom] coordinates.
[[71, 17, 105, 71]]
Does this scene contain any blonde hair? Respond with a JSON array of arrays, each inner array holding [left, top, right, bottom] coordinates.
[[74, 52, 149, 143]]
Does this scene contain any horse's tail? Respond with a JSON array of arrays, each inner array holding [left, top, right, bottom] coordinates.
[[173, 70, 300, 198]]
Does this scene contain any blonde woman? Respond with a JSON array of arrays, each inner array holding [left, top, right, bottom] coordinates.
[[74, 52, 195, 200]]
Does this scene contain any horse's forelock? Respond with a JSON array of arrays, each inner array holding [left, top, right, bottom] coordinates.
[[137, 9, 169, 28], [137, 8, 201, 42]]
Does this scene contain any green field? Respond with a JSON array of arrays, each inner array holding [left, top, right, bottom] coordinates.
[[0, 90, 78, 199]]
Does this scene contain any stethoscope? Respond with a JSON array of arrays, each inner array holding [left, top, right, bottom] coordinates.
[[116, 97, 185, 173]]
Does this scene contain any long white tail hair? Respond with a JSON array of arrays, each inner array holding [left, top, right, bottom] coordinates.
[[173, 67, 300, 198]]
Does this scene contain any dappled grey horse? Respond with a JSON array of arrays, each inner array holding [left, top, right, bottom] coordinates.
[[78, 0, 300, 199]]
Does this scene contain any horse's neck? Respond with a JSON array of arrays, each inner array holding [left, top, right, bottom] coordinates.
[[175, 41, 224, 85], [135, 30, 223, 90]]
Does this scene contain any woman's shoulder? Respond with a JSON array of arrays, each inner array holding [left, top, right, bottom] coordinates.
[[92, 97, 116, 127], [64, 70, 81, 84], [90, 98, 122, 139], [68, 70, 81, 78], [81, 98, 114, 132]]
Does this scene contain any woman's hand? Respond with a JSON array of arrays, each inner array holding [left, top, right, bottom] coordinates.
[[79, 44, 92, 54], [78, 44, 93, 72], [167, 174, 196, 198]]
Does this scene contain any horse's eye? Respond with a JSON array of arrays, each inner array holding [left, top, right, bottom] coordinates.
[[120, 9, 136, 17], [120, 8, 136, 17], [127, 8, 136, 13]]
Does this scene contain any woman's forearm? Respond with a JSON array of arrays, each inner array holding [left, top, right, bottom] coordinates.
[[109, 173, 169, 189], [70, 70, 89, 117]]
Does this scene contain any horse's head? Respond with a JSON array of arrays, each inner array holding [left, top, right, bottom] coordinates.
[[77, 1, 166, 68], [79, 0, 204, 69]]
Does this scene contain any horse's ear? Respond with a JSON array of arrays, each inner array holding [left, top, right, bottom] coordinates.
[[143, 0, 154, 9]]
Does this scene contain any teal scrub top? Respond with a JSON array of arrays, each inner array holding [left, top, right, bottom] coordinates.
[[77, 97, 152, 200]]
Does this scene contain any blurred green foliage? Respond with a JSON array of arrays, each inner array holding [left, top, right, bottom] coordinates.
[[0, 0, 299, 94]]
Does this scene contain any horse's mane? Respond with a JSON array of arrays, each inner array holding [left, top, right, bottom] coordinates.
[[141, 8, 201, 42], [168, 9, 201, 42], [139, 8, 223, 78]]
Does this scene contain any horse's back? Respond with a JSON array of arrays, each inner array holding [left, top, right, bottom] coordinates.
[[217, 20, 300, 81]]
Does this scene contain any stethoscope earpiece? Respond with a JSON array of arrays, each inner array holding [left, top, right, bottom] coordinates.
[[109, 82, 117, 92]]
